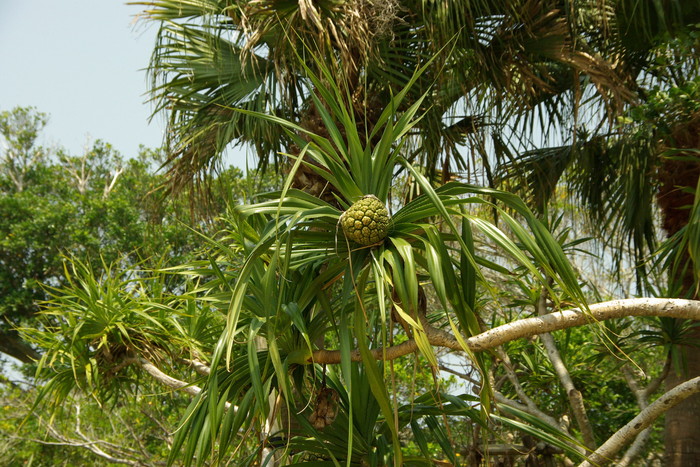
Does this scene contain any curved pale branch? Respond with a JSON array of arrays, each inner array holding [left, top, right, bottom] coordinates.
[[617, 356, 672, 466], [536, 291, 596, 449], [579, 376, 700, 467], [124, 357, 233, 411], [468, 298, 700, 351], [25, 426, 141, 466], [131, 358, 202, 398], [179, 357, 212, 376], [309, 298, 700, 364]]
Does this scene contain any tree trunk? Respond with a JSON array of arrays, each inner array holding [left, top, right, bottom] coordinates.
[[659, 115, 700, 466], [0, 330, 41, 363], [664, 338, 700, 466]]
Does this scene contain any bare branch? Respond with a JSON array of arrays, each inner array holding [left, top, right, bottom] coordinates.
[[7, 432, 144, 466], [579, 376, 700, 467], [617, 355, 672, 466], [494, 348, 564, 432], [438, 364, 477, 383], [103, 166, 124, 198], [42, 423, 142, 466], [536, 291, 596, 449], [309, 298, 700, 364], [123, 357, 235, 412], [179, 357, 212, 376], [129, 357, 203, 397]]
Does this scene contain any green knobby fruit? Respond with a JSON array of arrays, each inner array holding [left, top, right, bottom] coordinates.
[[340, 195, 390, 246]]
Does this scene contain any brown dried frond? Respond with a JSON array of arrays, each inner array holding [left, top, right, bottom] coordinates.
[[232, 0, 402, 97], [487, 0, 636, 116]]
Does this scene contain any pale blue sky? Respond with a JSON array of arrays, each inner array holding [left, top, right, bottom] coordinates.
[[0, 1, 247, 167]]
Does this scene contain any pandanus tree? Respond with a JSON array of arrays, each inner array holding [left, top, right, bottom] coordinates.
[[176, 64, 602, 464], [136, 0, 643, 193], [132, 1, 700, 462], [495, 11, 700, 465], [23, 0, 700, 465], [29, 56, 700, 466], [26, 62, 636, 465]]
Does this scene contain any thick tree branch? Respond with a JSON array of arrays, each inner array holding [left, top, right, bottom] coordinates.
[[179, 357, 212, 376], [469, 299, 700, 351], [309, 298, 700, 364], [579, 376, 700, 467]]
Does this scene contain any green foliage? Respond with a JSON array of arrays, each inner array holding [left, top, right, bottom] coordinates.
[[143, 55, 594, 466], [10, 2, 700, 464], [0, 105, 284, 465], [500, 322, 643, 442], [494, 21, 700, 297], [627, 78, 700, 129], [137, 0, 672, 190], [0, 106, 270, 364], [16, 55, 606, 465], [0, 372, 192, 466], [0, 106, 48, 193]]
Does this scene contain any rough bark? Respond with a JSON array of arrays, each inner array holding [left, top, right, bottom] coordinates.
[[660, 114, 700, 467], [664, 332, 700, 467]]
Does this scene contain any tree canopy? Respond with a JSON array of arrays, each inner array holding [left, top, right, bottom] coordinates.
[[3, 1, 700, 465]]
